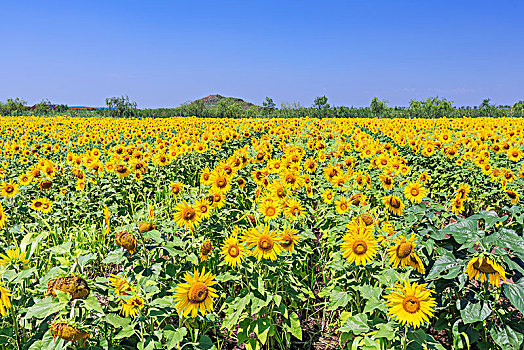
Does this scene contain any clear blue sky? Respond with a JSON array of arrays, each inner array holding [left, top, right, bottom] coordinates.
[[1, 0, 523, 108]]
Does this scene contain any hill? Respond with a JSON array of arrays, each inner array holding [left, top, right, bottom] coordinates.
[[190, 94, 260, 110]]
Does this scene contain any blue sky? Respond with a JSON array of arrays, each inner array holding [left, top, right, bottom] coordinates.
[[1, 0, 523, 108]]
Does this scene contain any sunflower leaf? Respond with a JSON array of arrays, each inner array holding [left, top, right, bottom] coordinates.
[[503, 279, 524, 315]]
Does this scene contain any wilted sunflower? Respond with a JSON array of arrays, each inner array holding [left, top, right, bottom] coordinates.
[[382, 195, 405, 216], [388, 235, 418, 268], [173, 267, 218, 318], [138, 222, 156, 233], [465, 255, 506, 287], [200, 239, 213, 261], [121, 295, 145, 318], [115, 231, 137, 254], [220, 231, 245, 267], [107, 273, 134, 296], [404, 182, 427, 203], [0, 247, 29, 270], [173, 202, 200, 230], [47, 275, 90, 300], [50, 321, 89, 342], [244, 224, 282, 261], [384, 280, 436, 329], [407, 253, 425, 274], [0, 284, 12, 317], [341, 222, 378, 266], [279, 225, 301, 253]]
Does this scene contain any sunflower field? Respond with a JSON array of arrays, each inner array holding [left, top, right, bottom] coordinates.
[[0, 115, 524, 350]]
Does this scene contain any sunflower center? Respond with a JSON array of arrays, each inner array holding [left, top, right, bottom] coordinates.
[[216, 177, 227, 188], [508, 191, 517, 199], [402, 296, 421, 314], [281, 235, 293, 248], [266, 207, 276, 217], [188, 282, 209, 304], [183, 207, 196, 220], [352, 240, 368, 255], [277, 188, 285, 198], [410, 188, 419, 197], [6, 185, 14, 193], [201, 242, 212, 255], [290, 207, 300, 216], [203, 173, 210, 181], [340, 203, 348, 211], [228, 245, 240, 258], [200, 205, 208, 213], [390, 197, 401, 208], [473, 260, 497, 274], [397, 243, 413, 259], [258, 236, 274, 251], [385, 178, 392, 185]]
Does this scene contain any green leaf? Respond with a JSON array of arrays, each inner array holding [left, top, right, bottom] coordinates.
[[328, 289, 351, 310], [102, 250, 125, 264], [222, 295, 250, 330], [165, 327, 187, 349], [373, 323, 395, 340], [77, 252, 97, 268], [503, 279, 524, 315], [289, 312, 302, 340], [25, 298, 66, 319], [105, 313, 131, 328], [459, 301, 491, 324], [114, 324, 135, 340], [197, 335, 217, 350], [490, 325, 524, 350], [339, 313, 369, 335], [363, 297, 385, 313], [48, 242, 72, 255], [84, 294, 104, 314], [426, 252, 462, 280], [441, 218, 480, 244]]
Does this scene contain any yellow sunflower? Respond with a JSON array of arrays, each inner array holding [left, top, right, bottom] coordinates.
[[379, 174, 394, 190], [384, 280, 436, 329], [335, 196, 351, 215], [107, 273, 134, 296], [0, 247, 29, 269], [404, 182, 427, 203], [382, 195, 405, 216], [279, 225, 301, 253], [388, 235, 417, 268], [244, 224, 282, 261], [259, 199, 281, 221], [341, 222, 378, 266], [0, 284, 12, 317], [173, 202, 200, 230], [220, 232, 246, 267], [283, 197, 305, 220], [0, 181, 19, 199], [322, 189, 335, 204], [0, 204, 7, 230], [210, 169, 231, 194], [121, 295, 145, 318], [173, 267, 218, 318], [465, 255, 506, 287]]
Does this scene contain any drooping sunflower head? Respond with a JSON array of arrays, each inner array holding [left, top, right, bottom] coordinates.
[[115, 231, 137, 254], [388, 235, 417, 268], [47, 274, 91, 300], [200, 239, 213, 261], [50, 320, 90, 342], [382, 195, 405, 216], [465, 255, 506, 287]]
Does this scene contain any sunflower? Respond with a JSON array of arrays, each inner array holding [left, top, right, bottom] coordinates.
[[194, 198, 212, 220], [50, 321, 89, 342], [507, 146, 522, 162], [0, 181, 19, 199], [114, 164, 130, 178], [384, 280, 436, 329], [18, 173, 32, 186], [404, 182, 427, 203], [388, 235, 417, 268], [379, 174, 394, 190], [335, 196, 351, 215], [244, 224, 282, 261], [450, 198, 464, 215], [407, 252, 425, 274], [506, 189, 520, 205], [0, 247, 29, 269], [0, 284, 12, 317], [455, 182, 471, 201], [208, 190, 226, 209], [200, 239, 213, 261], [173, 202, 200, 230], [465, 255, 506, 287], [210, 169, 231, 194], [382, 195, 405, 216], [283, 197, 305, 220], [220, 232, 246, 267], [121, 295, 145, 318], [418, 172, 431, 184], [107, 273, 134, 296], [170, 181, 184, 198], [30, 198, 52, 214], [173, 267, 218, 318], [279, 225, 301, 253], [259, 199, 280, 221], [0, 204, 7, 230], [322, 189, 335, 204], [200, 167, 212, 186], [341, 222, 378, 266], [115, 231, 137, 254]]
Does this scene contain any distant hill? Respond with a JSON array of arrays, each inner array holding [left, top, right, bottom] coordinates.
[[190, 94, 260, 110]]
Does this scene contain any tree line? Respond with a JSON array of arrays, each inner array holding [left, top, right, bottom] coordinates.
[[1, 95, 524, 118]]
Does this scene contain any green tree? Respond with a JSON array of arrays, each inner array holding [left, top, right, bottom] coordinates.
[[409, 97, 454, 118], [370, 97, 388, 115], [105, 95, 138, 117], [33, 99, 53, 114], [313, 95, 330, 109]]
